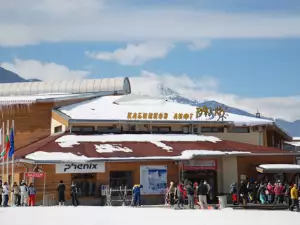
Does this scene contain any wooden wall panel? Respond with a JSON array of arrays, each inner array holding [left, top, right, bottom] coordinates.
[[237, 156, 295, 182]]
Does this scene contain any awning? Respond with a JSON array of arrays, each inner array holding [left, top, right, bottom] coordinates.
[[256, 164, 300, 173]]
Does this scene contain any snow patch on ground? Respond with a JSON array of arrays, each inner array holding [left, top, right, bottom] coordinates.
[[0, 206, 297, 225], [95, 144, 133, 153]]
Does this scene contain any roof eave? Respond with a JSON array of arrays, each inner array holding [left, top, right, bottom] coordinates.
[[68, 119, 230, 124]]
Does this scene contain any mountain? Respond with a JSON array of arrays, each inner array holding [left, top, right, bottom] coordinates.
[[0, 67, 27, 83], [157, 83, 300, 137], [0, 68, 298, 136], [0, 67, 41, 83]]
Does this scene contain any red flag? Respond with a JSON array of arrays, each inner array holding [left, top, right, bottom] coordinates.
[[3, 134, 10, 160]]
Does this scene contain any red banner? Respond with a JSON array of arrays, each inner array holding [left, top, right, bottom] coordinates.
[[183, 159, 217, 170], [25, 172, 45, 178]]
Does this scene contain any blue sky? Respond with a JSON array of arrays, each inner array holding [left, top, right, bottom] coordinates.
[[0, 0, 300, 120]]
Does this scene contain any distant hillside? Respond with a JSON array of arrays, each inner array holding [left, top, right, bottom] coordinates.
[[0, 67, 26, 83], [0, 67, 41, 83]]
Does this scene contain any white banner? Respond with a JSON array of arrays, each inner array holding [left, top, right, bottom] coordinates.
[[55, 162, 105, 174], [140, 165, 167, 195]]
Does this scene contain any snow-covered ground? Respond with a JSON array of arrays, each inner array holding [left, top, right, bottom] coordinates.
[[1, 206, 298, 225]]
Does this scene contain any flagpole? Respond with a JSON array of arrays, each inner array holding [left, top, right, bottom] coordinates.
[[11, 120, 15, 206], [6, 120, 9, 183], [1, 121, 4, 182]]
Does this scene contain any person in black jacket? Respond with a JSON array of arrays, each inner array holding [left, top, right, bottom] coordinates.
[[70, 181, 80, 206], [57, 180, 66, 206], [239, 181, 248, 205], [197, 180, 208, 209]]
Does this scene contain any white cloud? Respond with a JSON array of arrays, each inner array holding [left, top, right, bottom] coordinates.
[[0, 1, 300, 46], [130, 71, 300, 122], [0, 59, 90, 81], [188, 40, 211, 51], [85, 42, 174, 65]]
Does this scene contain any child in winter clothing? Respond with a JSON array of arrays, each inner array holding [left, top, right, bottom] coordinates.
[[28, 183, 36, 206], [230, 182, 238, 205]]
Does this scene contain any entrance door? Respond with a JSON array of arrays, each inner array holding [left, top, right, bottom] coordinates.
[[71, 173, 97, 197], [183, 170, 217, 201]]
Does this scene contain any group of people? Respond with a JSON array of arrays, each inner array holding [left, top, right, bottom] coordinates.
[[166, 180, 211, 209], [0, 180, 37, 207], [230, 180, 299, 211], [56, 180, 80, 206]]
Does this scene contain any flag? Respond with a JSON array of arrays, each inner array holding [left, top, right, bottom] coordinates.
[[8, 128, 14, 157], [0, 128, 2, 146], [2, 134, 10, 159]]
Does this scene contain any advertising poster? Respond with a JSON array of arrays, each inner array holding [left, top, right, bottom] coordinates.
[[140, 165, 167, 195]]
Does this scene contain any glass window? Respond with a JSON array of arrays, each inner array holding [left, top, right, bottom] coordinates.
[[228, 127, 250, 133], [109, 171, 133, 189], [54, 125, 62, 133], [152, 126, 171, 134], [201, 127, 224, 133]]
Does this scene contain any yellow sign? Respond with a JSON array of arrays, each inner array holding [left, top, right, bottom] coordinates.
[[196, 106, 227, 121], [127, 106, 227, 121], [127, 112, 194, 120]]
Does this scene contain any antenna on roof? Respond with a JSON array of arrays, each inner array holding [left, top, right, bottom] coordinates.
[[256, 109, 261, 118]]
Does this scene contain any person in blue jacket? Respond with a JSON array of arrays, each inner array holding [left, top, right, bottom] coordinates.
[[132, 184, 143, 206]]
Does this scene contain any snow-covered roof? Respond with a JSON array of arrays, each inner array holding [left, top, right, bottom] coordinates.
[[292, 137, 300, 141], [13, 133, 296, 164], [284, 141, 300, 147], [0, 93, 99, 105], [259, 164, 300, 170], [58, 94, 274, 126], [0, 77, 131, 96]]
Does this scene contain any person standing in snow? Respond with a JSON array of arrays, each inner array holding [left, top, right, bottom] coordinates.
[[229, 182, 238, 205], [132, 184, 143, 206], [197, 180, 208, 209], [0, 180, 3, 206], [12, 182, 21, 206], [70, 181, 79, 206], [257, 182, 267, 204], [239, 181, 248, 205], [203, 181, 211, 204], [2, 182, 10, 207], [28, 183, 37, 206], [168, 181, 176, 207], [57, 180, 66, 206], [186, 181, 194, 209], [176, 182, 184, 209], [20, 181, 28, 206], [289, 184, 299, 211]]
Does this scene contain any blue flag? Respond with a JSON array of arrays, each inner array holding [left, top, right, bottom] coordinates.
[[8, 128, 14, 157]]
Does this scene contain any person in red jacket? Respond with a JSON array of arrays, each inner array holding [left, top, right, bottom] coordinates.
[[274, 182, 284, 204]]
